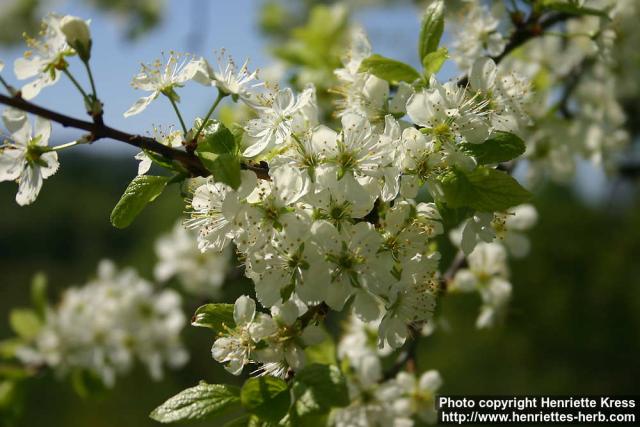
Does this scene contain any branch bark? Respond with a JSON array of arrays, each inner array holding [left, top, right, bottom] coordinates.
[[0, 93, 270, 180]]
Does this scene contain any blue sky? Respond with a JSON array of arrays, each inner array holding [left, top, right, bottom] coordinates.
[[0, 0, 608, 201], [0, 0, 433, 150]]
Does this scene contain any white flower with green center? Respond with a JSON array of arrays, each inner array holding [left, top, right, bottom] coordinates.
[[242, 85, 318, 158], [380, 261, 439, 349], [267, 125, 337, 203], [185, 170, 256, 252], [253, 301, 321, 378], [451, 242, 512, 329], [407, 77, 491, 150], [315, 113, 399, 202], [451, 3, 507, 72], [311, 220, 393, 320], [0, 108, 59, 206], [305, 184, 378, 231], [124, 52, 211, 117], [469, 57, 531, 133], [245, 213, 329, 307], [211, 295, 260, 375], [14, 14, 74, 100], [208, 49, 258, 99], [380, 201, 443, 265]]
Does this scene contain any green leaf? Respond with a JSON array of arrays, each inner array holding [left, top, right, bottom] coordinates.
[[291, 364, 349, 417], [70, 369, 108, 398], [0, 339, 23, 360], [0, 364, 33, 380], [541, 1, 610, 18], [9, 309, 41, 340], [30, 273, 47, 318], [304, 335, 336, 365], [240, 376, 290, 423], [460, 131, 526, 165], [194, 122, 242, 189], [150, 382, 241, 423], [110, 175, 169, 229], [197, 121, 237, 155], [439, 167, 531, 212], [145, 150, 178, 171], [418, 0, 445, 62], [191, 303, 235, 333], [422, 47, 448, 77], [359, 54, 421, 84], [212, 153, 242, 190]]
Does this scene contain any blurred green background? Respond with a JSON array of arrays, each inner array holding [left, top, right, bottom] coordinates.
[[1, 0, 640, 425]]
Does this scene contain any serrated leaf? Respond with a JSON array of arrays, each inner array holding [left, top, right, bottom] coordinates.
[[439, 167, 531, 211], [150, 383, 241, 423], [291, 364, 349, 417], [9, 309, 41, 340], [422, 47, 448, 77], [240, 376, 290, 423], [197, 121, 237, 155], [418, 0, 444, 62], [460, 131, 526, 165], [191, 303, 235, 333], [359, 54, 421, 84], [110, 175, 169, 229]]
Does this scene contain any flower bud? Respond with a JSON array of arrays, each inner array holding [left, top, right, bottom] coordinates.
[[60, 15, 92, 61]]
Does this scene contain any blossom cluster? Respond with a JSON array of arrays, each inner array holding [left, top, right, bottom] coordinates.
[[180, 25, 533, 381], [15, 260, 188, 387], [334, 315, 442, 426], [449, 0, 634, 184]]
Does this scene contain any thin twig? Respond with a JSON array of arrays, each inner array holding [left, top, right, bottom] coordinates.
[[0, 93, 270, 179]]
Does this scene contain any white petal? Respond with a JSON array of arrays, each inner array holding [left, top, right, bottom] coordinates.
[[34, 116, 52, 145], [233, 295, 256, 325], [123, 92, 158, 117], [39, 152, 59, 179], [14, 57, 41, 80], [469, 57, 496, 92], [0, 148, 26, 181], [2, 108, 30, 144], [16, 165, 43, 206]]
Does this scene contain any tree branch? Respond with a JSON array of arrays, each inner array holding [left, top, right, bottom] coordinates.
[[0, 93, 271, 180]]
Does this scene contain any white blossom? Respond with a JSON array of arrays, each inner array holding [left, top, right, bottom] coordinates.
[[451, 242, 511, 329], [14, 14, 72, 99], [124, 52, 211, 117], [0, 108, 58, 205], [16, 260, 187, 386]]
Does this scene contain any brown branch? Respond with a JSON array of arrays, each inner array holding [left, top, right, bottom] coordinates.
[[0, 93, 271, 180]]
